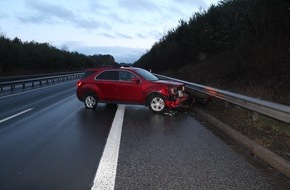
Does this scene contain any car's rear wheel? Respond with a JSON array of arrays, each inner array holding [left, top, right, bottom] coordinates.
[[148, 94, 166, 113], [84, 94, 98, 109]]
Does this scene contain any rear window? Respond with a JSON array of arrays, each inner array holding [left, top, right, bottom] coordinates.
[[95, 71, 119, 80], [81, 70, 96, 79]]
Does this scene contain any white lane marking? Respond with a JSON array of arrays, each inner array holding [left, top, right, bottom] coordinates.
[[0, 108, 34, 123], [91, 105, 125, 190]]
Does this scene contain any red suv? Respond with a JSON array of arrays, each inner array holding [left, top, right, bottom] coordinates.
[[76, 66, 190, 113]]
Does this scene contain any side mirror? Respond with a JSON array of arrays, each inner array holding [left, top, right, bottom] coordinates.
[[131, 77, 140, 84]]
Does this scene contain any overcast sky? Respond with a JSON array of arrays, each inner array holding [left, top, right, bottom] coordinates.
[[0, 0, 219, 63]]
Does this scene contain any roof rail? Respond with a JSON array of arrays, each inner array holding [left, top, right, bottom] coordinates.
[[93, 65, 119, 69]]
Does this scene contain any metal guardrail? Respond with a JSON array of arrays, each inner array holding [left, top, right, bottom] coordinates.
[[0, 71, 83, 82], [155, 74, 290, 124], [0, 73, 83, 92]]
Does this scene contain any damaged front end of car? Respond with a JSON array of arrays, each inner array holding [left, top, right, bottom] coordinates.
[[165, 85, 194, 109]]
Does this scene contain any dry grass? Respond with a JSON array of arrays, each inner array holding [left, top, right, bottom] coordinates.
[[197, 98, 290, 161]]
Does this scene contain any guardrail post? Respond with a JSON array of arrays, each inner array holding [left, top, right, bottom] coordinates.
[[23, 83, 25, 89]]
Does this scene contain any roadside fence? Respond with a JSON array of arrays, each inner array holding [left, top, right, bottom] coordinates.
[[155, 74, 290, 124]]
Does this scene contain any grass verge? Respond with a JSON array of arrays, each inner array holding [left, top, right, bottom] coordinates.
[[196, 97, 290, 161]]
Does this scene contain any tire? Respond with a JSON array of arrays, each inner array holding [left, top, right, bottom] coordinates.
[[84, 94, 98, 109], [148, 94, 166, 113]]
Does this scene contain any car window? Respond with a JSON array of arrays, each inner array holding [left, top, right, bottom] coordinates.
[[119, 71, 137, 81], [96, 71, 118, 80], [81, 70, 96, 79], [135, 69, 158, 81]]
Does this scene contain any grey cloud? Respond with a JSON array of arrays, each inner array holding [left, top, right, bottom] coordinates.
[[18, 0, 110, 29], [118, 0, 160, 12], [85, 1, 129, 25], [100, 32, 132, 39], [18, 0, 74, 24], [136, 33, 147, 38], [28, 1, 75, 18], [87, 0, 108, 12], [76, 18, 110, 30], [0, 12, 9, 20], [100, 33, 117, 38], [100, 30, 160, 41], [115, 32, 132, 39], [108, 13, 127, 24], [136, 30, 162, 39]]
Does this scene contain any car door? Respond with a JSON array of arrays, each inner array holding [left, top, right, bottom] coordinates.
[[95, 70, 118, 100], [116, 71, 143, 103]]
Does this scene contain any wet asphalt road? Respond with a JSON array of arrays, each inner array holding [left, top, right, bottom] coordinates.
[[115, 106, 289, 190], [0, 81, 289, 189], [0, 81, 116, 190]]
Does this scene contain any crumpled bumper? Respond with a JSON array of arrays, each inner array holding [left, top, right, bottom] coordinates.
[[165, 94, 194, 108]]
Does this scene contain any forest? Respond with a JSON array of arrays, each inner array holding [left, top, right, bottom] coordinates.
[[134, 0, 289, 76], [0, 36, 116, 76], [133, 0, 290, 104]]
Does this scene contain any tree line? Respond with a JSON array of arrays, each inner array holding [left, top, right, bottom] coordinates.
[[0, 35, 116, 76], [134, 0, 290, 79]]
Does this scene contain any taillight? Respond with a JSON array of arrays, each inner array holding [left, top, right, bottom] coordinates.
[[77, 81, 82, 87]]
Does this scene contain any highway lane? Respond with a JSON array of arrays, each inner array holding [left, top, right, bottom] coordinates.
[[0, 81, 78, 121], [0, 81, 117, 190]]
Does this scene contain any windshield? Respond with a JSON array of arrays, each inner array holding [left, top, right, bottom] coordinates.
[[136, 69, 158, 81]]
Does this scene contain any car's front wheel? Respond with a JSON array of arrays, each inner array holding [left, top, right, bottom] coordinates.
[[148, 94, 166, 113], [84, 94, 98, 109]]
